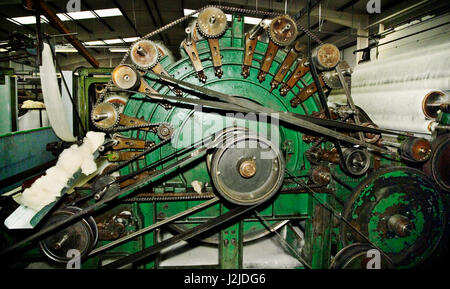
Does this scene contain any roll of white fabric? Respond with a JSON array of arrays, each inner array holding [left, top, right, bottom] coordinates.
[[39, 43, 77, 142], [330, 41, 450, 136]]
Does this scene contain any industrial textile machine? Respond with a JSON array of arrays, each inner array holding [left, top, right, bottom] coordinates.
[[0, 6, 449, 269]]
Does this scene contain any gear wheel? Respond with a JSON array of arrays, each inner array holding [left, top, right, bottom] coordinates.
[[156, 123, 174, 140], [130, 40, 160, 70], [321, 61, 351, 89], [91, 102, 120, 131], [268, 15, 298, 46], [196, 7, 228, 38], [112, 64, 141, 90]]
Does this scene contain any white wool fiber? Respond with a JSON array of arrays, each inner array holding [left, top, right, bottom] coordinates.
[[21, 132, 105, 212]]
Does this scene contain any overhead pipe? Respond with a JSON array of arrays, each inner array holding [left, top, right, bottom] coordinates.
[[24, 0, 99, 67]]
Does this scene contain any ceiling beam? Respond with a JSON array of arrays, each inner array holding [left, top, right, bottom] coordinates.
[[298, 0, 362, 39], [112, 0, 138, 36], [48, 1, 93, 34], [28, 0, 99, 67], [143, 0, 164, 42], [81, 0, 115, 32], [150, 0, 171, 45]]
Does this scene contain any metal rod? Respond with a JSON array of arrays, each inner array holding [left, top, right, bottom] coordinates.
[[89, 197, 220, 256], [33, 0, 99, 67], [102, 204, 257, 269]]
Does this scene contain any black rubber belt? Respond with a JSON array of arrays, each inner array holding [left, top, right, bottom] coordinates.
[[102, 204, 257, 269], [146, 73, 396, 156]]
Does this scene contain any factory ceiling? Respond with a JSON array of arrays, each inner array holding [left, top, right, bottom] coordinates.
[[0, 0, 448, 70]]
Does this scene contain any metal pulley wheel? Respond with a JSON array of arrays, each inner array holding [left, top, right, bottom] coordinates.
[[399, 137, 432, 163], [196, 7, 228, 38], [423, 133, 450, 192], [341, 167, 445, 268], [330, 243, 394, 269], [422, 90, 450, 119], [112, 64, 141, 90], [311, 43, 341, 71], [39, 207, 98, 264], [268, 15, 298, 46], [340, 148, 371, 177], [210, 132, 285, 205], [91, 102, 120, 131], [130, 40, 160, 70], [321, 60, 352, 89]]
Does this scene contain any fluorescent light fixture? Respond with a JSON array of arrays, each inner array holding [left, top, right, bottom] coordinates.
[[0, 48, 7, 52], [183, 9, 270, 25], [122, 37, 139, 42], [55, 46, 78, 53], [84, 40, 104, 46], [7, 16, 49, 25], [84, 37, 139, 46], [8, 8, 122, 25], [109, 48, 129, 53]]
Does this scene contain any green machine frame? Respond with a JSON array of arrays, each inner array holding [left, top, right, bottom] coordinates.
[[69, 14, 449, 269]]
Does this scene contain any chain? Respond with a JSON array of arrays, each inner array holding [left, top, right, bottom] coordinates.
[[123, 192, 216, 202], [110, 121, 169, 133], [96, 5, 324, 105]]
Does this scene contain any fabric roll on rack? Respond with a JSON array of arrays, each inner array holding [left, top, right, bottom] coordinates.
[[330, 41, 450, 137]]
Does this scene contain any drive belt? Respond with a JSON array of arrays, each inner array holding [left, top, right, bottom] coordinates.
[[146, 72, 398, 156], [102, 203, 258, 269]]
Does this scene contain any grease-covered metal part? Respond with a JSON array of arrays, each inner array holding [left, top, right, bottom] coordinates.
[[242, 21, 266, 78], [422, 90, 450, 119], [311, 43, 341, 71], [130, 40, 160, 70], [196, 7, 228, 38], [341, 148, 370, 177], [196, 7, 228, 78], [92, 175, 120, 201], [271, 40, 306, 91], [399, 137, 432, 162], [361, 122, 381, 144], [91, 102, 120, 130], [112, 135, 153, 150], [321, 60, 352, 89], [182, 27, 207, 83], [257, 15, 298, 83], [341, 167, 445, 268], [156, 122, 174, 140], [268, 15, 298, 47], [291, 77, 326, 107], [280, 59, 309, 96], [310, 166, 331, 186]]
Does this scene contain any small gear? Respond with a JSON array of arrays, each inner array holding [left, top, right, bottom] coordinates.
[[112, 64, 141, 90], [321, 61, 351, 89], [269, 15, 298, 46], [91, 102, 120, 131], [130, 40, 160, 70], [196, 7, 228, 38], [156, 123, 174, 140]]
